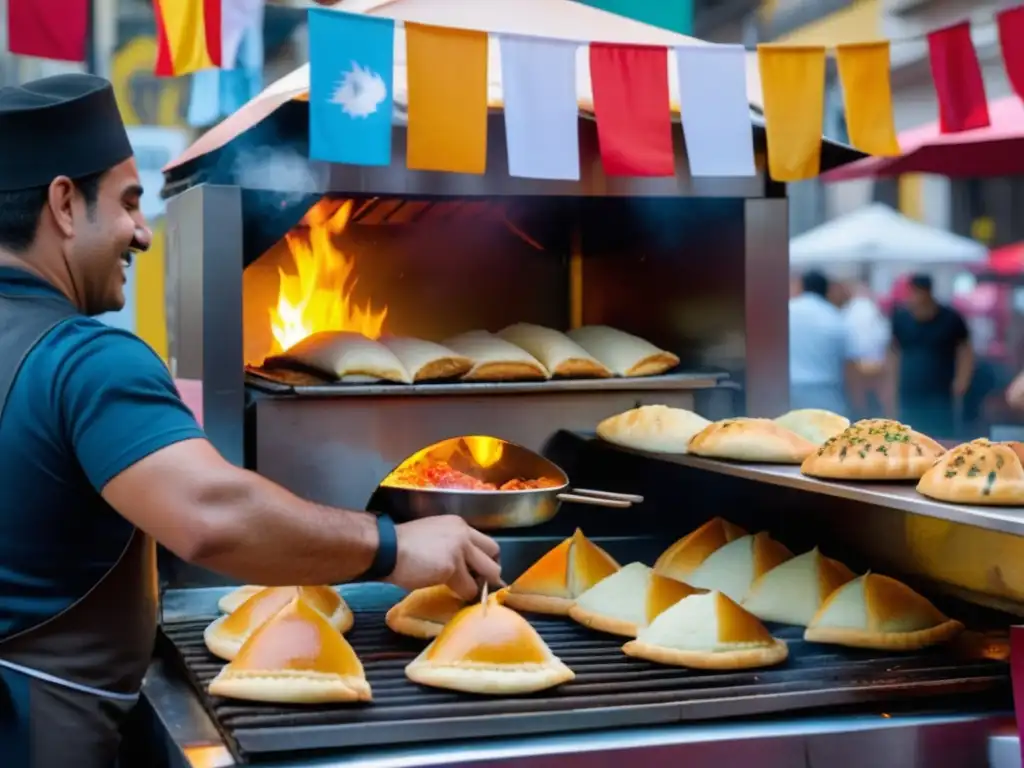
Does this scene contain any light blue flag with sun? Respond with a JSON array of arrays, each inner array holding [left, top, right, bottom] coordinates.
[[309, 9, 395, 166]]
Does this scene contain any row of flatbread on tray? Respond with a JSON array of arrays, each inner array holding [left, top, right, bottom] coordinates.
[[597, 404, 1024, 506], [264, 323, 679, 384], [200, 520, 986, 706]]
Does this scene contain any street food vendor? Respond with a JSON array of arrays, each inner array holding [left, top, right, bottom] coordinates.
[[0, 74, 501, 768]]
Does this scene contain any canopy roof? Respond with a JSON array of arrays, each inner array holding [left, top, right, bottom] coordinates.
[[167, 0, 866, 177], [822, 95, 1024, 181], [790, 203, 987, 266]]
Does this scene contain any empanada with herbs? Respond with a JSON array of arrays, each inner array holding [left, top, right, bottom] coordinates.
[[917, 439, 1024, 505], [800, 419, 945, 481]]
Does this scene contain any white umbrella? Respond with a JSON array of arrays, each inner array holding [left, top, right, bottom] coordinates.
[[790, 203, 987, 267]]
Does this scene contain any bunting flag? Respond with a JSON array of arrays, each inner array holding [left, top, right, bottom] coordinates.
[[308, 10, 394, 166], [835, 42, 901, 157], [222, 0, 265, 70], [297, 6, 1024, 182], [998, 6, 1024, 101], [499, 36, 581, 181], [589, 44, 675, 177], [8, 0, 88, 62], [757, 45, 827, 182], [406, 23, 489, 174], [927, 22, 990, 133], [674, 45, 756, 178], [154, 0, 223, 77]]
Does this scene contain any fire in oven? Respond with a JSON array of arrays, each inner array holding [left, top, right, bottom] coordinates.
[[244, 197, 690, 393]]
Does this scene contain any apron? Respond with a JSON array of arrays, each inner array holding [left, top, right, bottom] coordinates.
[[0, 292, 159, 768]]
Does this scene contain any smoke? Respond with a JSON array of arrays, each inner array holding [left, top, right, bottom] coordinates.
[[230, 146, 323, 204]]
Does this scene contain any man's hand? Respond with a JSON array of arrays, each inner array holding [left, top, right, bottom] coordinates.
[[386, 516, 503, 600]]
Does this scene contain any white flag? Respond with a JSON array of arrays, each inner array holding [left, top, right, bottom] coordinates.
[[222, 0, 265, 70], [675, 45, 756, 177], [499, 35, 580, 181]]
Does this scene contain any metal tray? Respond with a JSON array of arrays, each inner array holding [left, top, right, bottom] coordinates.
[[245, 367, 729, 397], [163, 596, 1007, 762], [577, 432, 1024, 538]]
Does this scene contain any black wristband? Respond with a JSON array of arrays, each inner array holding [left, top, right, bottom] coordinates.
[[362, 514, 398, 581]]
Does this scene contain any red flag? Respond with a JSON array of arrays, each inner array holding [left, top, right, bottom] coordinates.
[[589, 44, 675, 177], [927, 22, 990, 133], [8, 0, 88, 62], [998, 6, 1024, 101], [154, 0, 223, 77]]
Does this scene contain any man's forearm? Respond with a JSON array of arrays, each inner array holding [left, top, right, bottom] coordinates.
[[184, 468, 380, 586], [883, 350, 899, 417], [954, 344, 974, 394]]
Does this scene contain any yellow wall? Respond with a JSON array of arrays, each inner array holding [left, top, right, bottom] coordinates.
[[110, 34, 189, 361], [898, 175, 923, 221]]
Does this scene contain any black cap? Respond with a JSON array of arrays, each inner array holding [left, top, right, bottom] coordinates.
[[909, 273, 933, 291], [0, 74, 133, 192]]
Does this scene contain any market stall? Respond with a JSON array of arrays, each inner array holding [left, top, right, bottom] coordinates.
[[146, 2, 1017, 767], [789, 202, 987, 300], [820, 95, 1024, 181]]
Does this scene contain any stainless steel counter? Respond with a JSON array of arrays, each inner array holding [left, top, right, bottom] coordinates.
[[607, 447, 1024, 537], [145, 586, 1018, 768]]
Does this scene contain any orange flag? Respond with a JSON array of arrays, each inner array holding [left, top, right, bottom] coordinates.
[[406, 23, 489, 174], [757, 45, 826, 182], [836, 42, 900, 156]]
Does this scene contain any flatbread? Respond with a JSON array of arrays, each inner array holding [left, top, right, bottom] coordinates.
[[917, 438, 1024, 505], [209, 597, 371, 703], [742, 548, 856, 626], [568, 562, 701, 638], [622, 591, 788, 670], [774, 409, 850, 445], [204, 586, 353, 661], [800, 419, 946, 481], [498, 323, 611, 378], [266, 331, 410, 383], [685, 532, 793, 603], [566, 325, 679, 377], [443, 331, 550, 381], [405, 602, 574, 694], [804, 573, 963, 651], [385, 585, 468, 639], [597, 405, 710, 454], [653, 517, 748, 582], [502, 528, 620, 616], [379, 336, 472, 382], [687, 418, 818, 464], [217, 585, 264, 614]]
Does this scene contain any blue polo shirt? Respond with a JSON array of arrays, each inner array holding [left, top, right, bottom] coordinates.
[[0, 268, 205, 638]]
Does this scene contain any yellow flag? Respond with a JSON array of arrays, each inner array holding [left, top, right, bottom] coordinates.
[[757, 45, 826, 182], [836, 42, 901, 157], [406, 23, 489, 174]]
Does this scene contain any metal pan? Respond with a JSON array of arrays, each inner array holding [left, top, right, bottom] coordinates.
[[367, 435, 643, 530]]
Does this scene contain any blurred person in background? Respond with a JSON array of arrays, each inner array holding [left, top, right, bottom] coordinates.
[[840, 280, 891, 420], [889, 274, 973, 438], [1004, 368, 1024, 412], [789, 270, 854, 415]]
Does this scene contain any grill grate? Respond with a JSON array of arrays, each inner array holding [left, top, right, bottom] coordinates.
[[163, 606, 1008, 763]]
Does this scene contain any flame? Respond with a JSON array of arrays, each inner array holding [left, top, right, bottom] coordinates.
[[269, 199, 387, 355], [463, 436, 504, 468]]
